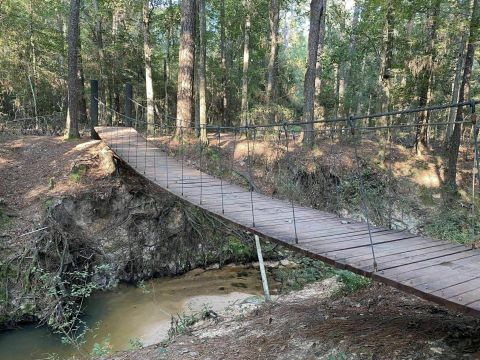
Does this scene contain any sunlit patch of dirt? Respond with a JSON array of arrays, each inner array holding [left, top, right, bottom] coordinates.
[[0, 134, 117, 241]]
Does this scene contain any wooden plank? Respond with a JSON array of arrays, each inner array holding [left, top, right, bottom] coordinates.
[[96, 126, 480, 317]]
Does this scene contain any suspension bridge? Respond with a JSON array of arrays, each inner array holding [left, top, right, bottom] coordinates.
[[88, 95, 480, 317]]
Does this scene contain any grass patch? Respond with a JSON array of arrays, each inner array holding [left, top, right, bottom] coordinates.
[[222, 236, 255, 263], [69, 164, 88, 183], [425, 207, 479, 245], [168, 305, 217, 337], [335, 270, 371, 294], [273, 258, 335, 292]]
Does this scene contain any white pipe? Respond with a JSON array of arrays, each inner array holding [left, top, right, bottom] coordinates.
[[255, 234, 271, 302]]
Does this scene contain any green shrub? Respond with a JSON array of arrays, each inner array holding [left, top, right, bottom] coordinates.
[[273, 258, 335, 292], [335, 270, 371, 294]]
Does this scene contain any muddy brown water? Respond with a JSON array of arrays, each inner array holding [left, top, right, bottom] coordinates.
[[0, 267, 275, 360]]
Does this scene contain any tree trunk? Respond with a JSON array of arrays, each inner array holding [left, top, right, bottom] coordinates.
[[446, 0, 479, 192], [199, 0, 208, 142], [194, 10, 200, 136], [77, 39, 87, 124], [414, 0, 440, 154], [65, 0, 81, 139], [143, 0, 155, 134], [446, 30, 468, 145], [93, 0, 103, 79], [345, 1, 360, 115], [220, 0, 228, 126], [379, 0, 394, 127], [176, 0, 196, 134], [29, 0, 38, 127], [165, 0, 172, 125], [314, 0, 327, 119], [241, 0, 251, 127], [303, 0, 325, 147], [266, 0, 280, 117]]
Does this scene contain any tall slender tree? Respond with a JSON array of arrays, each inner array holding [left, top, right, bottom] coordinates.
[[241, 0, 251, 127], [303, 0, 325, 147], [266, 0, 280, 117], [176, 0, 196, 134], [199, 0, 208, 142], [143, 0, 155, 134], [220, 0, 228, 126], [446, 0, 479, 192], [65, 0, 81, 139], [314, 0, 327, 119]]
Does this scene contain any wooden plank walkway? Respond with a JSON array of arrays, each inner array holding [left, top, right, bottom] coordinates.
[[96, 126, 480, 316]]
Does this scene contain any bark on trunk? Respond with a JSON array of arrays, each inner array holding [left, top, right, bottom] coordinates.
[[241, 0, 251, 127], [220, 0, 228, 126], [303, 0, 325, 147], [165, 0, 172, 125], [314, 0, 327, 119], [143, 0, 155, 134], [446, 0, 479, 192], [176, 0, 196, 134], [414, 0, 440, 154], [445, 30, 468, 145], [266, 0, 280, 113], [77, 39, 87, 124], [65, 0, 81, 139], [199, 0, 208, 142], [380, 0, 394, 125]]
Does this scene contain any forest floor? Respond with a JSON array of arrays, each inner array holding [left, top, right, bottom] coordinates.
[[1, 134, 480, 360], [0, 133, 117, 241]]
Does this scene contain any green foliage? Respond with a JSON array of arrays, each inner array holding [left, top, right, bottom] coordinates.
[[425, 207, 479, 245], [43, 197, 55, 210], [128, 337, 144, 350], [137, 280, 151, 294], [69, 165, 87, 183], [273, 258, 335, 292], [335, 270, 371, 294], [222, 236, 255, 263], [90, 337, 112, 358], [168, 304, 216, 338]]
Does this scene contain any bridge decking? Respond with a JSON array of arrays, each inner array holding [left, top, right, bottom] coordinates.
[[96, 126, 480, 316]]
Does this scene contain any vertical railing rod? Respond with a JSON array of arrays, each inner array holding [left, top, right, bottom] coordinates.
[[247, 126, 256, 227], [471, 100, 478, 249], [348, 115, 377, 271], [165, 125, 170, 188], [153, 124, 157, 181], [283, 122, 298, 244], [181, 126, 185, 196], [218, 126, 225, 214]]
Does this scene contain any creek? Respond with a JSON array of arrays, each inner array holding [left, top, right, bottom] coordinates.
[[0, 266, 275, 360]]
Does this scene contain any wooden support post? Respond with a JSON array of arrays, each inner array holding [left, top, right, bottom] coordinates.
[[90, 80, 99, 139], [255, 234, 271, 302]]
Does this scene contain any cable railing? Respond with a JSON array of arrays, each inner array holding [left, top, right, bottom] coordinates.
[[95, 97, 479, 275]]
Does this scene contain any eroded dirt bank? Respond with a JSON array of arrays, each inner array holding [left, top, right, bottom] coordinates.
[[0, 135, 264, 328]]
